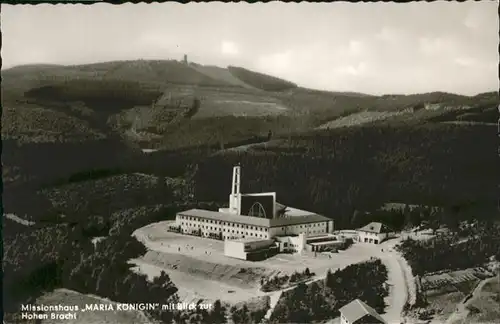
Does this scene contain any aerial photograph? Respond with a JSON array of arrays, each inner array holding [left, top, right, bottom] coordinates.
[[1, 2, 499, 324]]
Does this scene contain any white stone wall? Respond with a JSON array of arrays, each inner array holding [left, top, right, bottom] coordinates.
[[176, 215, 269, 240], [328, 220, 334, 233], [224, 241, 246, 260], [357, 231, 388, 244], [273, 234, 307, 253], [290, 233, 307, 252], [244, 239, 274, 251]]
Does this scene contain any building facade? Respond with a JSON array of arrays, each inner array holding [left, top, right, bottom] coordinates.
[[175, 209, 333, 241]]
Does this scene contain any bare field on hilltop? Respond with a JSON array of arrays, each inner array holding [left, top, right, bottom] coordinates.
[[192, 89, 291, 118], [410, 268, 495, 323], [455, 277, 500, 324], [317, 111, 406, 129]]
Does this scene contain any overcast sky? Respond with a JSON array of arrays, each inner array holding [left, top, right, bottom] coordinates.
[[2, 2, 498, 95]]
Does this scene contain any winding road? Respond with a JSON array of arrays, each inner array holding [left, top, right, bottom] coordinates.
[[379, 233, 420, 324], [267, 238, 415, 324]]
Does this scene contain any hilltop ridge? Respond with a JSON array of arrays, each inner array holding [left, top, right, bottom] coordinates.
[[2, 58, 497, 154]]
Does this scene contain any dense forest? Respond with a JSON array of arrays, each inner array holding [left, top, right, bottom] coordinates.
[[2, 137, 139, 190], [194, 123, 497, 229], [155, 115, 295, 150], [7, 119, 493, 230], [24, 79, 163, 113]]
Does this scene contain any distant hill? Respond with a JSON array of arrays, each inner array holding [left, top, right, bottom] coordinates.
[[1, 63, 64, 74], [2, 59, 498, 179]]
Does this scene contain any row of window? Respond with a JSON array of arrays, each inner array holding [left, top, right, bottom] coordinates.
[[180, 222, 327, 236], [182, 228, 266, 239], [178, 216, 269, 232], [280, 222, 325, 230], [181, 222, 266, 237]]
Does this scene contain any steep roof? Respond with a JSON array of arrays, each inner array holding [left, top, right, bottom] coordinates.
[[357, 222, 392, 234], [177, 209, 331, 228], [282, 206, 317, 217], [275, 203, 319, 218], [269, 214, 331, 227], [178, 209, 270, 227], [275, 202, 287, 212], [339, 299, 386, 324]]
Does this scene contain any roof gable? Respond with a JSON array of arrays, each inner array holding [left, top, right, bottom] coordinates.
[[355, 314, 386, 324], [339, 299, 386, 324], [358, 222, 392, 234]]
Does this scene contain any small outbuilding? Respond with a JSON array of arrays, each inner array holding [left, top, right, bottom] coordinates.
[[356, 222, 395, 244], [339, 299, 387, 324]]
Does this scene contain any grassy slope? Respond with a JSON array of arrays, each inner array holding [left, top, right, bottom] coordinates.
[[462, 277, 500, 323], [228, 65, 298, 91], [189, 63, 256, 89]]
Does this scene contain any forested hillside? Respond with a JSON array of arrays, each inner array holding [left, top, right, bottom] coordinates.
[[194, 123, 498, 228], [24, 79, 163, 112]]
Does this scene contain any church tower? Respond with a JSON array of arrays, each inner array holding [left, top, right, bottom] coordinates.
[[229, 165, 241, 215]]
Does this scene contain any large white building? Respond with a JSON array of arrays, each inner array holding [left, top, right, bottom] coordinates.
[[173, 166, 337, 259]]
